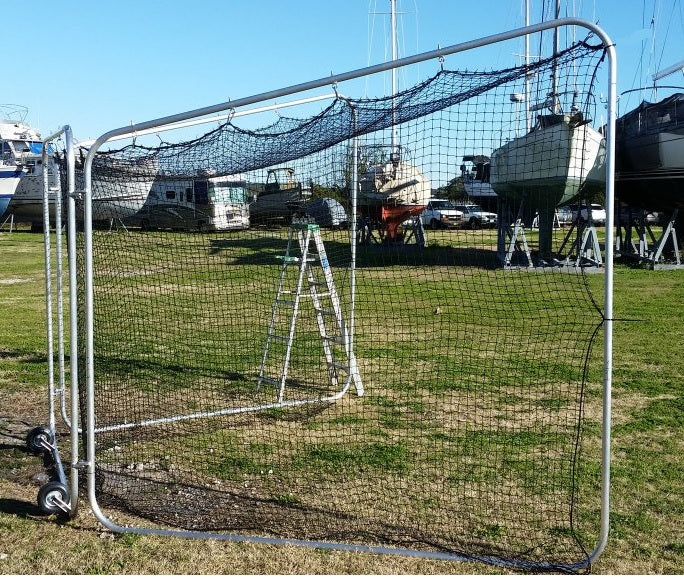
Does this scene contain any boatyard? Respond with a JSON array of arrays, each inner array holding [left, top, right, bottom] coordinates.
[[1, 0, 683, 574]]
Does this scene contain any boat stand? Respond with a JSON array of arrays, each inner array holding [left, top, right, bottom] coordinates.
[[497, 200, 533, 268], [0, 213, 15, 232], [615, 208, 681, 269], [356, 215, 426, 248], [557, 216, 603, 268], [107, 217, 130, 232]]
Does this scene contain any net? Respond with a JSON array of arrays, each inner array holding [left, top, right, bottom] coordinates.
[[74, 37, 608, 571]]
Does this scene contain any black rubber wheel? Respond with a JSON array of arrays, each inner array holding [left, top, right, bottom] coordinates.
[[469, 218, 480, 230], [26, 426, 53, 455], [37, 481, 70, 515], [429, 218, 440, 230]]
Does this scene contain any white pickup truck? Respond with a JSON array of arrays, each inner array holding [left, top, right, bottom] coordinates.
[[453, 203, 497, 229], [420, 199, 464, 229]]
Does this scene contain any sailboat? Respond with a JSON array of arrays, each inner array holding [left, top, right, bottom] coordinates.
[[615, 65, 684, 213], [357, 0, 431, 240], [489, 111, 605, 207], [488, 0, 606, 256]]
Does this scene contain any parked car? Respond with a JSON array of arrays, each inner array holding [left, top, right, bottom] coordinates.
[[617, 205, 660, 225], [420, 198, 464, 229], [556, 206, 573, 225], [570, 203, 606, 225], [453, 203, 497, 229]]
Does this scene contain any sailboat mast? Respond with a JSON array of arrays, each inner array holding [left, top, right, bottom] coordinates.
[[524, 0, 531, 131], [551, 0, 561, 113], [390, 0, 399, 158]]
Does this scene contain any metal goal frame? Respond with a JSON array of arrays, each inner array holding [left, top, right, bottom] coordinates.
[[52, 17, 617, 571]]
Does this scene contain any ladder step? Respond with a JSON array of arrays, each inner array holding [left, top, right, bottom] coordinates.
[[267, 334, 289, 342], [276, 255, 300, 264], [276, 255, 317, 264], [331, 362, 350, 371], [291, 222, 320, 232], [315, 307, 338, 317], [324, 335, 346, 344]]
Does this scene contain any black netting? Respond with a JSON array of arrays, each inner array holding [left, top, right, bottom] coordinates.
[[73, 38, 608, 572]]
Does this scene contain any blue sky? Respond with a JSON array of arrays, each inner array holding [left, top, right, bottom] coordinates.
[[6, 0, 684, 142]]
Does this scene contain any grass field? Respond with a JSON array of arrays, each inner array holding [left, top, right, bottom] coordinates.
[[0, 229, 682, 574]]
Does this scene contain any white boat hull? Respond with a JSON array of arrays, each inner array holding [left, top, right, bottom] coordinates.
[[86, 175, 156, 222], [5, 171, 154, 225], [359, 161, 431, 210], [0, 170, 24, 217], [463, 179, 496, 198], [490, 118, 605, 209]]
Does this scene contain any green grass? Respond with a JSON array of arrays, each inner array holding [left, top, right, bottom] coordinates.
[[0, 229, 682, 574]]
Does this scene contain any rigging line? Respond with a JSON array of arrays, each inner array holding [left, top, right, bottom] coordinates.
[[648, 0, 660, 79], [655, 0, 678, 74], [365, 0, 377, 98], [630, 0, 648, 93]]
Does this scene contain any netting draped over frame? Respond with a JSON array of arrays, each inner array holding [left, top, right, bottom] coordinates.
[[76, 38, 608, 572], [92, 40, 604, 179]]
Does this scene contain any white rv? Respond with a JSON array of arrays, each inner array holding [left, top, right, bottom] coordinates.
[[129, 174, 249, 231]]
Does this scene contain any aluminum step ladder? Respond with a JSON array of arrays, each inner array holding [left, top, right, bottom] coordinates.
[[257, 221, 363, 403]]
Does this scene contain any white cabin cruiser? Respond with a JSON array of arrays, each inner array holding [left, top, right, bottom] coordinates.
[[0, 115, 59, 224]]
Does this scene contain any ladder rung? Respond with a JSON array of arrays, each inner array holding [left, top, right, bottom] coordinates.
[[331, 362, 350, 371], [276, 255, 300, 264], [315, 307, 338, 317], [277, 256, 317, 263], [291, 222, 320, 232], [267, 334, 289, 342], [303, 290, 331, 298], [324, 335, 346, 344]]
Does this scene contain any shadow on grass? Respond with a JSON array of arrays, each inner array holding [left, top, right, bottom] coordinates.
[[209, 235, 503, 270], [0, 349, 46, 364], [0, 497, 43, 518]]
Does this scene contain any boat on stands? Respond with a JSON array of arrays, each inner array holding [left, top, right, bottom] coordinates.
[[358, 152, 431, 238], [615, 91, 684, 213], [489, 111, 605, 210], [461, 155, 497, 209], [488, 1, 606, 258], [356, 0, 431, 241], [249, 167, 311, 224], [0, 112, 156, 228]]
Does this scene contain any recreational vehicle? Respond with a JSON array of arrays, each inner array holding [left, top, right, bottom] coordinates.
[[128, 174, 249, 231]]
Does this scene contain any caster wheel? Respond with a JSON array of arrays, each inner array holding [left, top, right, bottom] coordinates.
[[26, 426, 54, 454], [37, 481, 70, 515]]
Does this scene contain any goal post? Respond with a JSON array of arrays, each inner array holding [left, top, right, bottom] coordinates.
[[67, 17, 616, 572]]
